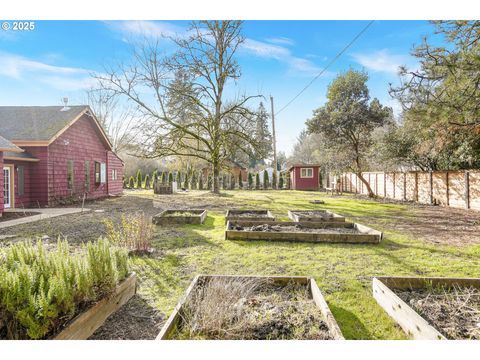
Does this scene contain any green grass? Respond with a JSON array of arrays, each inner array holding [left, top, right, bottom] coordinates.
[[129, 190, 480, 340]]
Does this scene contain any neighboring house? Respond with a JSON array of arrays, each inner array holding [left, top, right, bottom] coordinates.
[[0, 105, 124, 215], [288, 164, 321, 191]]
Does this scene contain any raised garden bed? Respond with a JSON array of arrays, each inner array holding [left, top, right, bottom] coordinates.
[[156, 275, 344, 340], [54, 273, 137, 339], [152, 209, 207, 225], [288, 210, 345, 222], [373, 276, 480, 340], [309, 200, 325, 204], [224, 209, 275, 224], [225, 220, 382, 244]]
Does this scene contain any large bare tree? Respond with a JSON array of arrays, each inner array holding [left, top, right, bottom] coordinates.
[[95, 20, 262, 193]]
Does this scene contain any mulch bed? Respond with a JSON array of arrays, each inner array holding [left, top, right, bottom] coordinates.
[[89, 295, 165, 340], [395, 287, 480, 340], [231, 224, 358, 234], [0, 211, 39, 222], [173, 278, 333, 340]]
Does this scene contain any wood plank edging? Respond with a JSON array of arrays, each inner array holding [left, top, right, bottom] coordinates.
[[53, 273, 137, 340]]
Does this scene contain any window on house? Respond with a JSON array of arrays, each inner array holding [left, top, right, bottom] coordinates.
[[17, 166, 25, 196], [100, 163, 106, 184], [85, 161, 90, 192], [67, 160, 74, 191], [112, 169, 117, 181], [300, 168, 313, 178], [95, 162, 101, 184]]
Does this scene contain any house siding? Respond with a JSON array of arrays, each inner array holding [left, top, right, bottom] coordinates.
[[107, 151, 124, 195], [290, 166, 320, 191], [0, 152, 3, 215]]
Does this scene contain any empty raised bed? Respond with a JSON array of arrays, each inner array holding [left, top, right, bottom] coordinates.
[[156, 275, 344, 340], [373, 276, 480, 340], [288, 210, 345, 222], [224, 209, 275, 224], [152, 209, 207, 225], [225, 220, 382, 244]]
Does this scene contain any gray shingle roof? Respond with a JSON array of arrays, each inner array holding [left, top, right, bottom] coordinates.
[[0, 106, 88, 141], [3, 151, 38, 160], [0, 135, 22, 152]]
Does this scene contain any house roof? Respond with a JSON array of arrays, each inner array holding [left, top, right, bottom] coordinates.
[[288, 164, 321, 172], [0, 135, 22, 153], [0, 105, 112, 150], [3, 151, 39, 162]]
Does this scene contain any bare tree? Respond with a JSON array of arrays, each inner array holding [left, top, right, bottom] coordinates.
[[95, 20, 262, 193], [86, 89, 140, 153]]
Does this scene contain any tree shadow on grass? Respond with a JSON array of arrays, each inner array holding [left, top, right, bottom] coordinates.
[[328, 303, 374, 340]]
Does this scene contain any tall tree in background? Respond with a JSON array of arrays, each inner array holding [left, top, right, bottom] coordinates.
[[249, 102, 273, 168], [389, 21, 480, 169], [306, 70, 392, 197], [96, 21, 261, 194]]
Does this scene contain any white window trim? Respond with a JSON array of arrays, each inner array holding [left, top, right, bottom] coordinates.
[[300, 167, 314, 178]]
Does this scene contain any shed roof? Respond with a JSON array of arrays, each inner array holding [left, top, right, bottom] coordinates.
[[0, 134, 22, 153], [288, 164, 321, 172]]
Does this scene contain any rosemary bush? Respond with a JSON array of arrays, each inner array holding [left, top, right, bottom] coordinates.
[[0, 238, 128, 339]]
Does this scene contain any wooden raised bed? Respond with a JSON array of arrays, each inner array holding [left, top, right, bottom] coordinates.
[[53, 273, 137, 340], [372, 276, 480, 340], [310, 200, 325, 204], [225, 220, 382, 244], [224, 209, 275, 224], [288, 210, 345, 222], [156, 275, 344, 340], [152, 209, 207, 225]]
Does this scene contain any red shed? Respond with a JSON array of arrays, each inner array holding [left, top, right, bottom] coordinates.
[[0, 105, 124, 212], [288, 164, 321, 191]]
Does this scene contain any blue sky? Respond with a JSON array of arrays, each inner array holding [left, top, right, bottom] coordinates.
[[0, 20, 440, 154]]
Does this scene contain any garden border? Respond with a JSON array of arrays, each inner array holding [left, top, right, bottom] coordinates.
[[53, 273, 137, 340], [288, 210, 345, 222], [224, 209, 275, 224], [156, 274, 344, 340], [372, 276, 480, 340], [225, 220, 382, 244], [152, 209, 207, 225]]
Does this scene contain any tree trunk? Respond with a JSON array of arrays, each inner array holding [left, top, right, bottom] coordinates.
[[356, 172, 375, 198], [212, 161, 220, 194]]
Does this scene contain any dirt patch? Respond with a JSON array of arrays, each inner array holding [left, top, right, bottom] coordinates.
[[174, 277, 333, 340], [395, 286, 480, 340], [0, 211, 40, 222], [292, 211, 333, 218], [232, 224, 358, 234], [89, 295, 165, 340]]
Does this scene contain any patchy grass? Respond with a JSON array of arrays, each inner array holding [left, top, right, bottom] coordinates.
[[127, 190, 480, 340], [2, 189, 479, 339]]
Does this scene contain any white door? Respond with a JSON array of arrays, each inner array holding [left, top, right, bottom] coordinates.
[[3, 167, 11, 208]]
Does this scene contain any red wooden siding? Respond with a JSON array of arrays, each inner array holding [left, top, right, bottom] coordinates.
[[0, 152, 4, 215], [107, 151, 124, 195], [289, 166, 320, 191]]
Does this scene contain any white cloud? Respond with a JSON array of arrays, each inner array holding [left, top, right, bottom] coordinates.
[[106, 20, 186, 40], [0, 52, 94, 91], [265, 37, 295, 46], [351, 49, 414, 75]]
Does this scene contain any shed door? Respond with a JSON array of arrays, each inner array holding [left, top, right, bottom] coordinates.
[[3, 167, 11, 208]]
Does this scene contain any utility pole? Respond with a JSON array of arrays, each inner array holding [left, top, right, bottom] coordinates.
[[270, 95, 278, 189]]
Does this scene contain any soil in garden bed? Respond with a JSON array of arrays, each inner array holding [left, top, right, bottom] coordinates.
[[395, 286, 480, 340], [231, 224, 358, 234], [173, 277, 333, 340], [229, 212, 271, 218], [292, 211, 333, 218], [163, 211, 202, 217]]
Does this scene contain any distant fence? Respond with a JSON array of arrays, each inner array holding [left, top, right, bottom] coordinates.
[[339, 170, 480, 210]]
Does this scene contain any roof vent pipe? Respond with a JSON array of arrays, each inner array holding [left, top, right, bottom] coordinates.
[[61, 97, 70, 111]]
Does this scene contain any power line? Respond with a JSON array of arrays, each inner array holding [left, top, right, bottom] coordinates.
[[275, 20, 375, 116]]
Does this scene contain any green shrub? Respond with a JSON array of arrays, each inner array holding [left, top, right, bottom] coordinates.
[[136, 170, 142, 189], [128, 176, 135, 189], [161, 171, 167, 184], [238, 172, 243, 189], [263, 170, 269, 189], [279, 174, 284, 189], [248, 173, 253, 189], [168, 172, 173, 184], [272, 171, 277, 190], [184, 173, 189, 189], [0, 239, 128, 339], [190, 172, 197, 190], [207, 175, 212, 190], [144, 174, 150, 189], [255, 173, 260, 190], [230, 174, 235, 190]]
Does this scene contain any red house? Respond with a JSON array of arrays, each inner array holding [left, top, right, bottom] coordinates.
[[288, 164, 321, 191], [0, 105, 124, 216]]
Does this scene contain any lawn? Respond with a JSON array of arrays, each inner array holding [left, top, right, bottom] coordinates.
[[1, 189, 479, 339], [128, 190, 480, 340]]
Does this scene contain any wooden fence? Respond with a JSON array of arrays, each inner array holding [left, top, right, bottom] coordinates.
[[339, 170, 480, 210]]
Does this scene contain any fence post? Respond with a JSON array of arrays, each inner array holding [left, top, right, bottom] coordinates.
[[415, 172, 419, 202], [465, 171, 470, 209], [403, 172, 407, 201], [393, 172, 396, 199], [446, 171, 449, 206], [384, 172, 387, 198], [429, 171, 434, 205]]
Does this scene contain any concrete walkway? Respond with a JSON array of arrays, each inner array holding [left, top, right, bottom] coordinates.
[[0, 208, 91, 229]]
